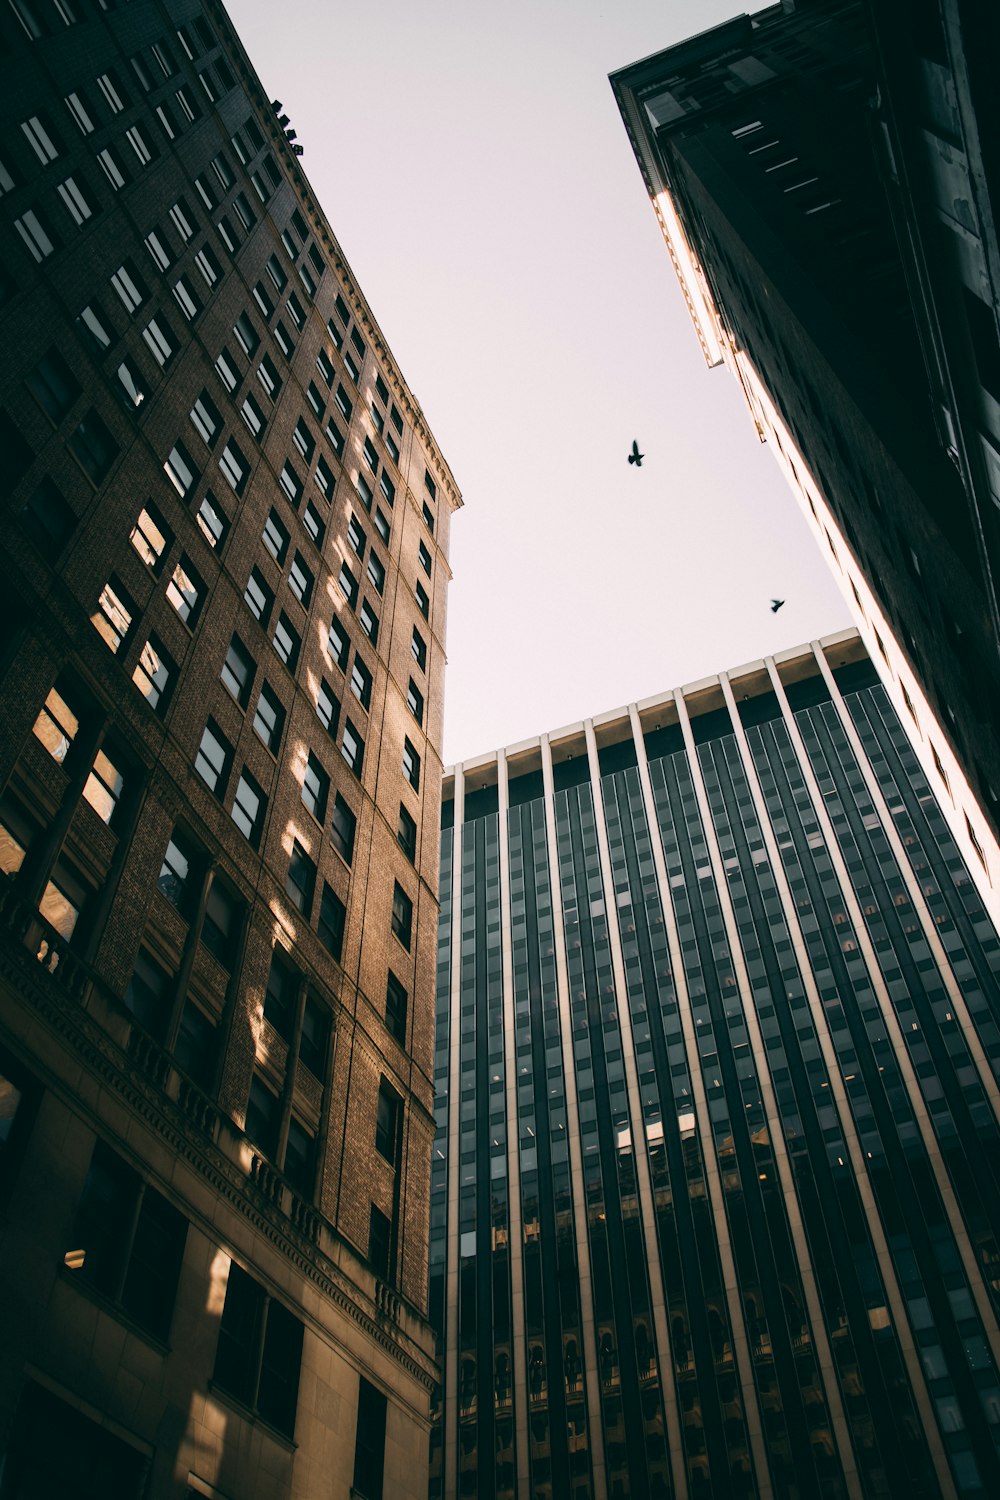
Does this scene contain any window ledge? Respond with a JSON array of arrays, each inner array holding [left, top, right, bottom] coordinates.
[[60, 1271, 172, 1356], [207, 1381, 298, 1451]]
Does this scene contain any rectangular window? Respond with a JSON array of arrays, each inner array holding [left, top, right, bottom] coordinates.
[[195, 243, 221, 287], [245, 568, 273, 626], [299, 995, 331, 1080], [214, 1263, 303, 1440], [83, 743, 125, 825], [398, 803, 417, 863], [110, 261, 147, 314], [327, 619, 350, 672], [253, 681, 285, 753], [64, 90, 94, 134], [21, 112, 60, 165], [374, 507, 391, 545], [375, 374, 390, 406], [293, 418, 315, 462], [219, 438, 249, 494], [391, 882, 412, 951], [402, 737, 421, 792], [132, 635, 175, 713], [33, 682, 79, 764], [286, 291, 305, 330], [279, 461, 302, 507], [216, 347, 240, 394], [234, 191, 255, 231], [252, 280, 273, 319], [262, 508, 289, 563], [418, 540, 432, 576], [306, 380, 325, 419], [144, 228, 172, 272], [348, 515, 366, 558], [318, 883, 346, 962], [232, 770, 266, 847], [69, 411, 119, 485], [363, 436, 378, 474], [167, 556, 203, 625], [367, 552, 385, 595], [116, 357, 148, 414], [375, 1080, 401, 1164], [286, 840, 315, 915], [386, 972, 407, 1046], [195, 719, 231, 795], [235, 311, 259, 357], [163, 440, 198, 498], [303, 503, 326, 549], [169, 197, 197, 241], [273, 612, 300, 671], [97, 71, 127, 113], [158, 826, 199, 914], [379, 472, 395, 508], [274, 320, 294, 357], [385, 431, 400, 466], [142, 315, 176, 368], [351, 656, 372, 710], [415, 581, 430, 619], [173, 274, 201, 322], [422, 500, 435, 533], [288, 552, 313, 607], [125, 124, 154, 167], [76, 301, 112, 354], [424, 469, 437, 501], [354, 1379, 387, 1500], [201, 877, 243, 968], [316, 679, 339, 739], [197, 491, 229, 551], [302, 752, 329, 821], [411, 627, 427, 670], [57, 175, 92, 227], [316, 347, 334, 387], [26, 348, 80, 424], [335, 383, 353, 422], [325, 417, 345, 458], [360, 599, 379, 645], [264, 952, 297, 1040], [222, 634, 254, 706], [369, 1203, 392, 1281], [331, 793, 356, 864], [407, 678, 424, 725], [314, 456, 334, 500], [342, 719, 364, 778], [91, 577, 133, 653], [344, 350, 359, 384], [190, 388, 222, 447], [72, 1140, 187, 1342], [97, 147, 126, 191], [338, 562, 358, 610]]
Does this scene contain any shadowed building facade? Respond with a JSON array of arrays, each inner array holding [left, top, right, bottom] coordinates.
[[610, 0, 1000, 929], [0, 0, 460, 1495], [431, 630, 1000, 1500]]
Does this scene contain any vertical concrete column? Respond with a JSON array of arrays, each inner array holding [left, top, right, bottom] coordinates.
[[540, 733, 608, 1500]]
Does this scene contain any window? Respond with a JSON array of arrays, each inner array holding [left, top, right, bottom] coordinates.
[[363, 436, 378, 474], [234, 311, 259, 357], [116, 358, 149, 414], [415, 581, 430, 618], [232, 770, 266, 847], [328, 619, 350, 672], [197, 492, 229, 550], [391, 882, 412, 951], [288, 552, 313, 607], [367, 552, 385, 595], [314, 456, 334, 501], [21, 112, 61, 165], [263, 952, 296, 1040], [132, 636, 175, 713], [375, 1080, 401, 1164], [83, 743, 125, 825], [303, 503, 326, 549], [335, 383, 353, 421], [316, 679, 340, 739], [222, 635, 254, 706], [360, 600, 379, 645], [72, 1140, 187, 1342], [338, 562, 359, 610], [190, 388, 221, 447], [97, 70, 128, 113], [125, 946, 171, 1035], [325, 417, 344, 458], [57, 174, 93, 227], [126, 506, 170, 577], [219, 438, 249, 494], [402, 737, 421, 792], [195, 719, 231, 795], [424, 468, 437, 501], [379, 472, 395, 507], [167, 556, 203, 625], [142, 315, 176, 368], [385, 430, 400, 467], [262, 508, 289, 563], [318, 884, 346, 962], [272, 612, 300, 671], [342, 719, 364, 778], [331, 794, 356, 864], [411, 627, 427, 670], [34, 681, 79, 764], [334, 293, 350, 325], [306, 381, 324, 419], [214, 1263, 303, 1440], [257, 352, 281, 400], [386, 972, 407, 1046], [245, 567, 273, 626], [64, 90, 95, 134], [201, 877, 243, 968], [25, 348, 80, 426], [279, 462, 302, 507], [344, 350, 360, 384], [274, 320, 294, 357], [253, 681, 285, 753], [353, 1378, 387, 1500], [14, 207, 57, 263], [91, 577, 133, 654], [316, 347, 334, 387], [369, 1203, 392, 1281], [169, 197, 197, 241], [286, 840, 315, 916], [164, 440, 198, 498], [375, 374, 390, 405], [111, 261, 147, 314], [159, 826, 199, 914], [293, 418, 315, 462], [98, 147, 127, 192], [286, 291, 306, 331], [398, 804, 417, 862], [302, 752, 329, 821], [216, 347, 240, 394], [299, 994, 331, 1079], [348, 515, 366, 558], [351, 656, 372, 709], [266, 252, 287, 292], [76, 301, 112, 354], [407, 678, 424, 726], [20, 477, 76, 553], [284, 1118, 315, 1197], [195, 243, 221, 287], [39, 856, 87, 941], [233, 190, 255, 231], [370, 404, 384, 435], [252, 280, 273, 319], [69, 412, 119, 485], [422, 500, 435, 533], [356, 474, 373, 513], [374, 507, 391, 545]]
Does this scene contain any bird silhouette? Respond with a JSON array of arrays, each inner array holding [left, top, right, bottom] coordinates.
[[770, 598, 785, 613], [628, 440, 644, 467]]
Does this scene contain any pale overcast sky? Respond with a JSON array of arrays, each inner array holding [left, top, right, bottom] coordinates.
[[227, 0, 851, 764]]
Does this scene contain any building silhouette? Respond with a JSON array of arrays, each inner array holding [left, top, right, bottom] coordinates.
[[432, 629, 1000, 1500], [0, 0, 460, 1494], [610, 0, 1000, 927]]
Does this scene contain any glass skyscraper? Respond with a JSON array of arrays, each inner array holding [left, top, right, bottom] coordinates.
[[431, 629, 1000, 1500]]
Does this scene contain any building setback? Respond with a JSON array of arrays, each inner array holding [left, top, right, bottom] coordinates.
[[0, 0, 460, 1495], [609, 1, 1000, 927], [432, 630, 1000, 1500]]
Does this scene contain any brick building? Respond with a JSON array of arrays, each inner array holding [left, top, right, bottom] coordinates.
[[0, 0, 460, 1495]]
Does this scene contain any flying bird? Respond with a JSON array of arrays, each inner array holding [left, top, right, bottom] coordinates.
[[628, 440, 644, 467], [770, 598, 785, 613]]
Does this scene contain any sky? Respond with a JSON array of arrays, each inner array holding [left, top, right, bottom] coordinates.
[[227, 0, 852, 765]]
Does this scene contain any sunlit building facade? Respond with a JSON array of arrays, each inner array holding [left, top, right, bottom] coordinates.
[[610, 0, 1000, 931], [431, 630, 1000, 1500], [0, 0, 460, 1494]]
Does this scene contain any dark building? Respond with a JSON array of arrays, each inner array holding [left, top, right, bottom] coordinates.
[[432, 629, 1000, 1500], [0, 0, 460, 1495], [610, 0, 1000, 923]]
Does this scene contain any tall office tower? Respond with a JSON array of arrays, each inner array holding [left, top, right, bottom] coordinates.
[[0, 1, 460, 1495], [610, 1, 1000, 926], [432, 628, 1000, 1500]]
